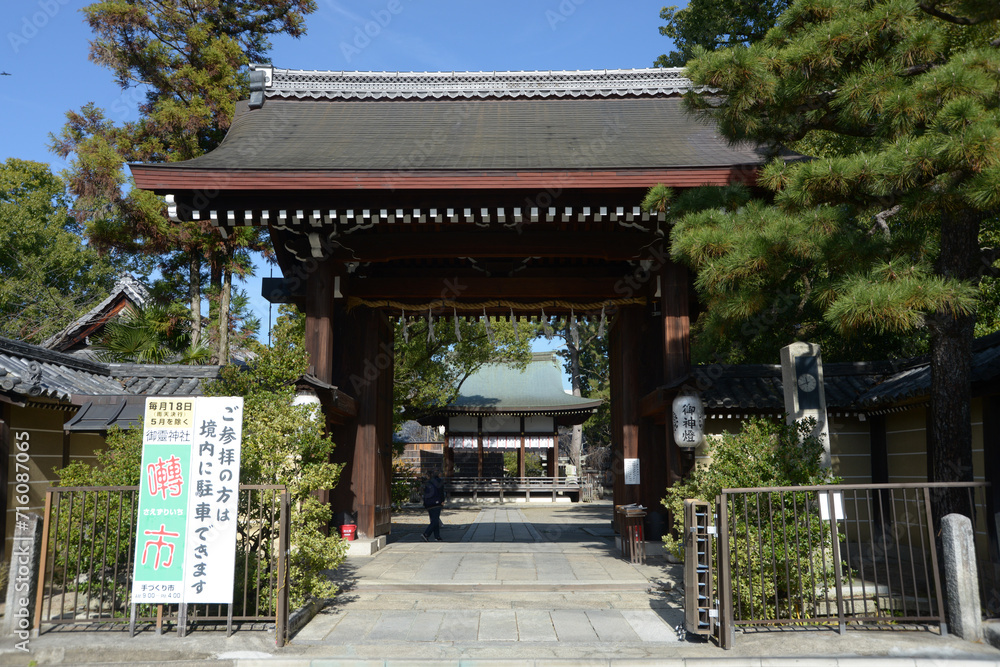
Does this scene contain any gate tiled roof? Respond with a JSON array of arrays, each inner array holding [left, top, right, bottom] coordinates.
[[134, 66, 772, 175]]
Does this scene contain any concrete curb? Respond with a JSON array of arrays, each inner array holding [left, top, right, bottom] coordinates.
[[287, 597, 326, 638]]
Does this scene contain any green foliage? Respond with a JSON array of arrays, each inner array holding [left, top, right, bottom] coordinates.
[[654, 0, 792, 67], [51, 0, 316, 363], [538, 316, 611, 465], [95, 304, 210, 364], [0, 158, 119, 343], [55, 426, 148, 616], [393, 316, 534, 428], [663, 417, 838, 620], [59, 425, 144, 487], [57, 309, 345, 608], [390, 459, 419, 506], [658, 2, 1000, 366], [207, 308, 345, 607], [502, 450, 544, 477]]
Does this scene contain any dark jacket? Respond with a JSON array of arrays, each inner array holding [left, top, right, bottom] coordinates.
[[422, 476, 445, 508]]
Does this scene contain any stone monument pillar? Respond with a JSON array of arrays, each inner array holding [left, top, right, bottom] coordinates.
[[780, 341, 831, 468]]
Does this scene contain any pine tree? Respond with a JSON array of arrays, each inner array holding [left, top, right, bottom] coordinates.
[[669, 0, 1000, 518], [654, 0, 792, 67], [50, 0, 315, 362]]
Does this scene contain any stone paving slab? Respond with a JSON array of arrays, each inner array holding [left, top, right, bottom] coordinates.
[[405, 610, 444, 642], [550, 609, 601, 642], [516, 610, 559, 642], [478, 610, 519, 641], [6, 504, 1000, 666], [620, 609, 682, 642], [436, 610, 480, 642]]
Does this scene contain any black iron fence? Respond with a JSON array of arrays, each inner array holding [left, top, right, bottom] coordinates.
[[710, 482, 996, 649], [33, 485, 289, 645]]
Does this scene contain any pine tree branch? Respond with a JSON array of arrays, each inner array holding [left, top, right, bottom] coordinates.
[[917, 3, 983, 26], [869, 205, 901, 239], [901, 63, 939, 76]]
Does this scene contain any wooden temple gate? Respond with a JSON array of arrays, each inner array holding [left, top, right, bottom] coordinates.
[[131, 66, 767, 539]]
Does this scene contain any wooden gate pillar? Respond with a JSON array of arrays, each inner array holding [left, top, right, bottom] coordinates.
[[304, 261, 335, 383], [661, 259, 692, 492], [328, 306, 394, 539], [610, 306, 644, 508]]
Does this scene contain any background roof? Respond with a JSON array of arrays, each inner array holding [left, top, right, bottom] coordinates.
[[447, 352, 602, 414], [0, 337, 221, 404]]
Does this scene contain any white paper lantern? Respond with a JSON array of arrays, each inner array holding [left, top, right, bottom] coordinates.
[[672, 394, 705, 449], [292, 389, 322, 421]]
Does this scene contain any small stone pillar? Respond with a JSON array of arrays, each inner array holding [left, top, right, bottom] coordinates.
[[3, 512, 43, 642], [780, 342, 831, 468], [942, 513, 982, 641]]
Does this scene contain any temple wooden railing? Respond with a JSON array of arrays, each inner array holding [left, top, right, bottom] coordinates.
[[444, 476, 581, 502]]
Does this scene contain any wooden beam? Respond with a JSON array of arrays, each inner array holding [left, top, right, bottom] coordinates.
[[640, 387, 672, 418], [348, 276, 633, 300], [133, 166, 759, 193], [322, 231, 653, 262]]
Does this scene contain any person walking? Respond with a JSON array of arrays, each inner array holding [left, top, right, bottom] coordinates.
[[421, 471, 446, 542]]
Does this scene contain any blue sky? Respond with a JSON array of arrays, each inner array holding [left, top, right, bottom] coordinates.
[[2, 1, 675, 383]]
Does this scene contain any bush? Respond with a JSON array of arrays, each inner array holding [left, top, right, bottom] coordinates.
[[57, 309, 347, 610], [502, 450, 543, 477], [391, 459, 419, 506], [663, 417, 840, 620]]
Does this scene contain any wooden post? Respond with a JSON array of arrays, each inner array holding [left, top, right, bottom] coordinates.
[[304, 260, 335, 383], [661, 260, 690, 496], [477, 417, 484, 477], [327, 306, 394, 539], [660, 259, 691, 386], [444, 442, 454, 479], [610, 306, 643, 507], [659, 261, 692, 534], [519, 418, 526, 478]]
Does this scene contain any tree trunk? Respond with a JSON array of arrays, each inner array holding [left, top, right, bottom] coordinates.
[[928, 209, 981, 520], [218, 259, 232, 366], [566, 319, 583, 472], [207, 256, 222, 363], [189, 253, 201, 349]]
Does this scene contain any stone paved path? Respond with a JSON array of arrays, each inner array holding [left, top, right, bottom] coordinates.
[[298, 504, 685, 650]]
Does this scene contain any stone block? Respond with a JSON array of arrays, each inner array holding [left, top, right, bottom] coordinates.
[[942, 513, 982, 641]]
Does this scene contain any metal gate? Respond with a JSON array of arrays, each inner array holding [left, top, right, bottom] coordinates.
[[33, 484, 290, 645], [684, 482, 995, 649]]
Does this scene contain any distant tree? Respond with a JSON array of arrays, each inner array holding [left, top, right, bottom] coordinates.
[[51, 0, 316, 363], [538, 316, 610, 470], [654, 0, 791, 67], [393, 315, 535, 430], [662, 0, 1000, 518], [0, 158, 119, 343]]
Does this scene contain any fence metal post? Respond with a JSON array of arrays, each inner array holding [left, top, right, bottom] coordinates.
[[275, 489, 290, 647], [826, 490, 847, 635], [32, 491, 53, 637], [717, 493, 734, 649], [924, 487, 948, 636]]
